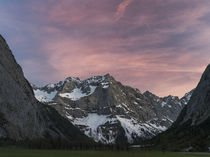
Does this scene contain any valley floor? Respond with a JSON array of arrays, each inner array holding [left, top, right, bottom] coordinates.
[[0, 148, 209, 157]]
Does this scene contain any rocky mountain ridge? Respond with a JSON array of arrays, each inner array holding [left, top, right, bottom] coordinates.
[[32, 74, 193, 144]]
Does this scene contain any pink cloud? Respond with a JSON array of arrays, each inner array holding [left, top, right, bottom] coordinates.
[[114, 0, 133, 21], [3, 0, 210, 97], [39, 34, 206, 97]]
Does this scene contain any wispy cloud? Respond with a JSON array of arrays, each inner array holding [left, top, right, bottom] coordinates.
[[0, 0, 210, 97], [114, 0, 133, 21]]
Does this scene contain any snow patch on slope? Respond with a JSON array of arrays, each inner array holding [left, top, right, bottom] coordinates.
[[71, 113, 117, 143], [101, 82, 109, 89], [59, 86, 97, 101], [73, 114, 112, 131], [34, 89, 57, 102], [116, 116, 166, 143], [161, 101, 167, 107]]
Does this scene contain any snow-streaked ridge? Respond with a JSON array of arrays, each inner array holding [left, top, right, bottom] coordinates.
[[31, 75, 193, 144], [33, 75, 110, 103]]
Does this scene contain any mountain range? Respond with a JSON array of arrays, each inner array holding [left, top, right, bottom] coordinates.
[[32, 74, 193, 144]]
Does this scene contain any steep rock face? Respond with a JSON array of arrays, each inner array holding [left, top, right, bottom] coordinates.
[[153, 65, 210, 151], [0, 35, 89, 142], [179, 65, 210, 125], [33, 74, 192, 144]]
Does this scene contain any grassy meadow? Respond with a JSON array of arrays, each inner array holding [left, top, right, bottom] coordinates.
[[0, 148, 209, 157]]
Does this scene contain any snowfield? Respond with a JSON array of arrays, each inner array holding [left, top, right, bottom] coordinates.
[[66, 113, 168, 143], [59, 86, 97, 101], [33, 89, 57, 102], [71, 114, 117, 143]]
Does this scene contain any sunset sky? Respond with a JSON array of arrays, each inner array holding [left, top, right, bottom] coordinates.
[[0, 0, 210, 97]]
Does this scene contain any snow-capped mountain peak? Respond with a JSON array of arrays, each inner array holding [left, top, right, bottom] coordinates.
[[32, 74, 193, 144]]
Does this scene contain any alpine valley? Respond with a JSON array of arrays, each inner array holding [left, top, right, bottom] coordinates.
[[3, 33, 210, 151], [32, 74, 193, 144]]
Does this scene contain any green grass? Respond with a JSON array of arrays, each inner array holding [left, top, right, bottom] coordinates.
[[0, 148, 209, 157]]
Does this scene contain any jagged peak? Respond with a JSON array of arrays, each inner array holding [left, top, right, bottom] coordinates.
[[163, 95, 179, 100], [84, 75, 105, 84], [104, 73, 111, 77], [81, 74, 116, 84], [104, 73, 112, 78], [104, 73, 116, 81], [65, 76, 81, 82], [37, 74, 118, 89], [143, 90, 157, 97]]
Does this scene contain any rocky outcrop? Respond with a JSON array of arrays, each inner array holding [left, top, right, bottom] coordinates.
[[33, 73, 192, 144], [0, 35, 89, 142]]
